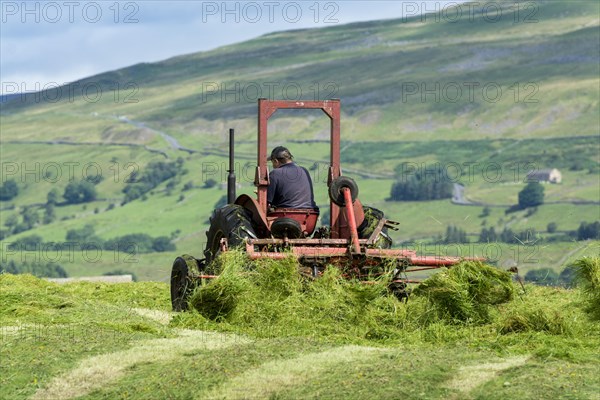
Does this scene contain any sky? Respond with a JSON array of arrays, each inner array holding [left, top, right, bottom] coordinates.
[[1, 1, 463, 94]]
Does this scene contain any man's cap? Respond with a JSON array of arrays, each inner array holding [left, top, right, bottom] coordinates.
[[270, 146, 293, 161]]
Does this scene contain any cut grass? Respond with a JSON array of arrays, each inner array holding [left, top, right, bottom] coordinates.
[[0, 274, 173, 399], [2, 256, 600, 399], [180, 253, 599, 348], [413, 261, 515, 324], [30, 329, 248, 400], [203, 345, 384, 400], [571, 256, 600, 320]]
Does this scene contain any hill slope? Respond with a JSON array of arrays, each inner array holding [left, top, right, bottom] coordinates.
[[2, 1, 599, 141], [0, 1, 598, 280]]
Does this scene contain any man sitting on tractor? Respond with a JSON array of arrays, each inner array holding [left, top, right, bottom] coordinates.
[[268, 146, 318, 211]]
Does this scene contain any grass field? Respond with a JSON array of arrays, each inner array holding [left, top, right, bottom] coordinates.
[[1, 256, 599, 400]]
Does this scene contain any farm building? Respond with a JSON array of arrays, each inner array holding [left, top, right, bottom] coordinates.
[[526, 168, 562, 183]]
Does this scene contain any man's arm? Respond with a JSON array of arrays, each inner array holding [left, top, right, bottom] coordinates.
[[267, 170, 277, 206], [302, 166, 317, 209]]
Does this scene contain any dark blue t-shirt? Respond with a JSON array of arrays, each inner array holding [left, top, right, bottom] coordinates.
[[267, 163, 317, 209]]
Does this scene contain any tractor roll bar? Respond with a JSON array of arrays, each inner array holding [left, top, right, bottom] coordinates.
[[255, 99, 343, 236]]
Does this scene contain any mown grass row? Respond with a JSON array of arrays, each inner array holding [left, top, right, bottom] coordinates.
[[173, 254, 600, 346]]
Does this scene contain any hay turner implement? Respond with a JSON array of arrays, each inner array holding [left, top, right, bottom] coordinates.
[[171, 99, 483, 311]]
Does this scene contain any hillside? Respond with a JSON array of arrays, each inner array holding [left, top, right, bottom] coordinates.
[[0, 1, 599, 281], [2, 2, 599, 141]]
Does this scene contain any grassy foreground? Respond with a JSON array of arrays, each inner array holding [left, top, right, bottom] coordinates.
[[1, 257, 599, 399]]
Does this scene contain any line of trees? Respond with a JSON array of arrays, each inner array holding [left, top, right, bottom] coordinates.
[[434, 220, 599, 245], [0, 260, 67, 278], [122, 158, 186, 203], [389, 164, 453, 201], [478, 227, 540, 244], [478, 221, 599, 244], [6, 225, 177, 254], [524, 267, 576, 287]]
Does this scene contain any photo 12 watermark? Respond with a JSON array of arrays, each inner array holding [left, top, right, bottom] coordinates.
[[401, 1, 539, 24], [407, 242, 540, 264], [396, 161, 545, 184], [1, 241, 140, 264], [1, 81, 139, 104], [199, 1, 340, 24], [200, 81, 340, 103], [1, 1, 140, 24], [1, 161, 140, 184], [400, 82, 539, 104]]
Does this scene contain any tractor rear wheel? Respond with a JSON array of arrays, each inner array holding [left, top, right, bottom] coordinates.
[[171, 254, 203, 311], [204, 204, 257, 265]]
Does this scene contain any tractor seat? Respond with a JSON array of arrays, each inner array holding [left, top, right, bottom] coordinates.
[[267, 208, 319, 238]]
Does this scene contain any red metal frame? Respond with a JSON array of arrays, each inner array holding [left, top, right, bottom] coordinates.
[[255, 99, 344, 237], [242, 99, 485, 277], [343, 188, 361, 254]]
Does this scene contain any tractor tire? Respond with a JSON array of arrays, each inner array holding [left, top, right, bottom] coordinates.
[[271, 217, 303, 239], [170, 254, 202, 311], [329, 176, 359, 206], [358, 206, 392, 249], [204, 204, 257, 265]]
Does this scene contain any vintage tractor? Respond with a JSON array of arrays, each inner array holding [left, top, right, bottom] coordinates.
[[171, 99, 479, 311]]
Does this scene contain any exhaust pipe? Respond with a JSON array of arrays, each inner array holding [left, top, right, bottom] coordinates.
[[227, 128, 236, 204]]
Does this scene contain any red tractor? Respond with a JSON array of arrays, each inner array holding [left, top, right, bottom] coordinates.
[[171, 99, 478, 311]]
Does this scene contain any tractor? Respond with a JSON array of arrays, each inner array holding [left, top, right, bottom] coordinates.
[[171, 99, 479, 311]]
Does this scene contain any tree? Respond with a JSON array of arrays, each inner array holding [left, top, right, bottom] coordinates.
[[444, 225, 467, 244], [499, 228, 517, 243], [4, 214, 19, 230], [21, 207, 39, 229], [525, 268, 559, 286], [518, 182, 544, 209], [66, 224, 96, 242], [479, 206, 491, 218], [43, 203, 56, 224], [0, 179, 19, 201], [390, 164, 453, 201], [577, 221, 600, 240], [547, 222, 558, 233], [47, 188, 60, 205], [515, 228, 539, 244], [478, 227, 497, 243], [559, 266, 576, 288], [203, 178, 218, 189], [152, 236, 176, 252], [63, 181, 97, 204], [84, 173, 104, 185]]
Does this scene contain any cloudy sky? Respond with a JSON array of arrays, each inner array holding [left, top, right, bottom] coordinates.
[[1, 1, 462, 94]]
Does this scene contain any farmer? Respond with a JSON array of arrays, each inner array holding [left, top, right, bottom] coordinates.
[[267, 146, 318, 210]]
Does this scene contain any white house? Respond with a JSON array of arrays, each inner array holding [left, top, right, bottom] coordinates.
[[526, 168, 562, 184]]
